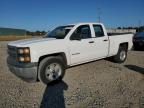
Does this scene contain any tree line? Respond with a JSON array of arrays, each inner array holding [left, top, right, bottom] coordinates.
[[26, 30, 47, 36]]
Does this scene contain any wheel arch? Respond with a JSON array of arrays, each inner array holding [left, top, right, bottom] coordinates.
[[119, 42, 128, 50], [38, 52, 67, 67]]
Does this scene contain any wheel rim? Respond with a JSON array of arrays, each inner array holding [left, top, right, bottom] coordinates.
[[120, 50, 126, 61], [45, 63, 62, 81]]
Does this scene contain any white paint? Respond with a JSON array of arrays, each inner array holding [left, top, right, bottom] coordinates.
[[8, 23, 133, 66]]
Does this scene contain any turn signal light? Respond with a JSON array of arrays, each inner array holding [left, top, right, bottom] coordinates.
[[18, 56, 31, 62]]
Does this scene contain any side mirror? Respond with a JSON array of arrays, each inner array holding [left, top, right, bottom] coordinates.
[[70, 33, 81, 40]]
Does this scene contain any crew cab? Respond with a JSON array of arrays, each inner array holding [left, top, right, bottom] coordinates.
[[7, 23, 133, 84]]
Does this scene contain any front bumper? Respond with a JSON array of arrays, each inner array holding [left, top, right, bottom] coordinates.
[[7, 57, 38, 82]]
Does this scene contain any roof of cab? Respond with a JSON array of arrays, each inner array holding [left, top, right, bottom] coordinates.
[[67, 22, 103, 26]]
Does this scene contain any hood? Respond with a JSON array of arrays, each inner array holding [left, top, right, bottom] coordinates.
[[8, 37, 56, 47]]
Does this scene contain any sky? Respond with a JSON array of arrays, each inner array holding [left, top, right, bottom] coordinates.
[[0, 0, 144, 31]]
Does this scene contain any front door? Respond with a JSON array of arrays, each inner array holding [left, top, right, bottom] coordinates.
[[69, 25, 96, 65]]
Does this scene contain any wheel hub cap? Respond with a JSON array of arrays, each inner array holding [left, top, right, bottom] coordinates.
[[45, 63, 62, 81], [120, 51, 126, 61]]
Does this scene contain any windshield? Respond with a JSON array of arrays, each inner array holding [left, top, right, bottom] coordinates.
[[44, 25, 74, 39]]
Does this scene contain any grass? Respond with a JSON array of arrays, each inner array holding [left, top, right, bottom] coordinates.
[[0, 35, 32, 41]]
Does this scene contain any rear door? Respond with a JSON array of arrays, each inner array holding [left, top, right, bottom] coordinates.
[[91, 24, 109, 59]]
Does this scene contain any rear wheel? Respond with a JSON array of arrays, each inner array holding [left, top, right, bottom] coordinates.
[[113, 45, 127, 63], [38, 56, 65, 85]]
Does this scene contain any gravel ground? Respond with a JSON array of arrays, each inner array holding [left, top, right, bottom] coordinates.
[[0, 42, 144, 108]]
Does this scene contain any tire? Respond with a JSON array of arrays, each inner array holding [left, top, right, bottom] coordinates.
[[113, 45, 127, 63], [38, 56, 65, 85]]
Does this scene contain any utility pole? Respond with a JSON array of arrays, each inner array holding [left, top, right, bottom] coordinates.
[[97, 8, 102, 23], [139, 20, 141, 27], [138, 20, 141, 32]]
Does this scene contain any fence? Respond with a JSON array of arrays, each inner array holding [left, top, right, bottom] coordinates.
[[107, 28, 136, 34]]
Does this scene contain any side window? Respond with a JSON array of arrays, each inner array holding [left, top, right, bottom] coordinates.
[[71, 25, 91, 39], [93, 25, 104, 37]]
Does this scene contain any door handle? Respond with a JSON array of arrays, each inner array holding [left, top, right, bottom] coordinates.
[[89, 41, 94, 43], [103, 39, 108, 41]]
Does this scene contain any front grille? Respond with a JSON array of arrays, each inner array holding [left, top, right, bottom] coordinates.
[[7, 45, 17, 60]]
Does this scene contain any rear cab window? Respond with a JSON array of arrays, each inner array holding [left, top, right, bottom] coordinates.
[[93, 25, 104, 37]]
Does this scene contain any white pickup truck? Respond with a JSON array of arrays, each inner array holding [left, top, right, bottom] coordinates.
[[7, 23, 133, 84]]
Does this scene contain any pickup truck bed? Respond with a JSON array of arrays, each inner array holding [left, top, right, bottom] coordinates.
[[108, 34, 133, 57]]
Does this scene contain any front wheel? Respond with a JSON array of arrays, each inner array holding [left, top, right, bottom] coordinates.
[[38, 56, 65, 85], [113, 46, 127, 63]]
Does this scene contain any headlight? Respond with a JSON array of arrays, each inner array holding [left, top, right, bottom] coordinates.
[[18, 48, 30, 54], [17, 47, 31, 62]]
